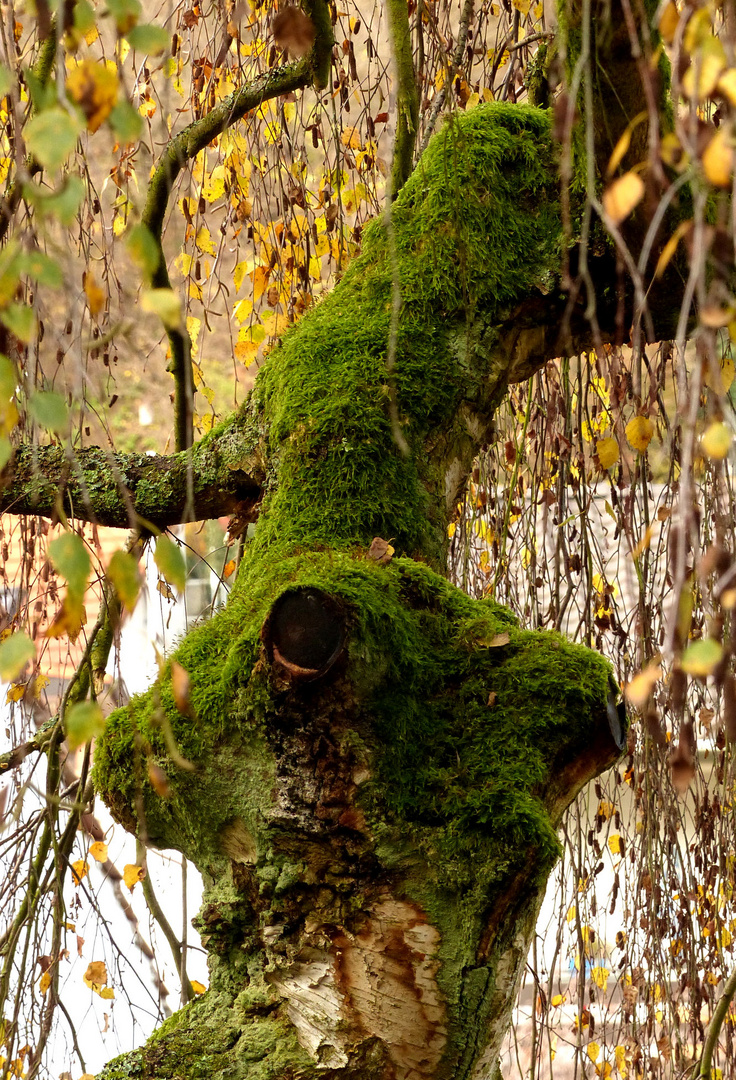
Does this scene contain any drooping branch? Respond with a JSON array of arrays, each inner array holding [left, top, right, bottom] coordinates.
[[0, 18, 58, 242], [141, 0, 333, 452], [0, 422, 263, 528]]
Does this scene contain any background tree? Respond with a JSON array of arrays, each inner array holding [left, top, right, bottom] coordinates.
[[0, 0, 735, 1077]]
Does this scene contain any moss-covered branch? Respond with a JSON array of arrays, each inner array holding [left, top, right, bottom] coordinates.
[[385, 0, 419, 197], [0, 420, 263, 528], [142, 0, 333, 452]]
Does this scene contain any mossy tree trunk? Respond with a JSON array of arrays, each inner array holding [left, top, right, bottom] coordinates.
[[0, 0, 680, 1071], [88, 101, 633, 1080]]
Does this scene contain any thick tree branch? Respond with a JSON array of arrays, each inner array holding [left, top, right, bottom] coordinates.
[[0, 426, 263, 528], [385, 0, 419, 197], [142, 0, 333, 452]]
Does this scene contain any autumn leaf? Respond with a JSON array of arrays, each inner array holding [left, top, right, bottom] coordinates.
[[596, 436, 619, 469], [608, 834, 623, 855], [71, 859, 89, 885], [625, 663, 662, 708], [39, 971, 51, 994], [141, 288, 182, 330], [191, 980, 207, 995], [701, 421, 732, 460], [148, 762, 171, 798], [89, 841, 109, 863], [28, 391, 68, 433], [625, 415, 654, 453], [702, 129, 734, 188], [154, 534, 186, 594], [603, 171, 645, 225], [367, 537, 394, 564], [49, 532, 91, 599], [67, 60, 119, 133], [123, 863, 146, 892], [171, 661, 193, 716], [273, 6, 315, 57], [83, 959, 108, 992], [45, 596, 86, 641]]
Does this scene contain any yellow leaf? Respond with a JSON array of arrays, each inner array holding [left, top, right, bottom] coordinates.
[[223, 559, 236, 578], [703, 129, 733, 188], [5, 683, 24, 703], [201, 165, 226, 202], [682, 35, 726, 100], [603, 172, 645, 225], [718, 67, 736, 105], [606, 112, 646, 178], [141, 288, 182, 330], [625, 663, 662, 708], [83, 959, 107, 991], [123, 863, 146, 892], [588, 1041, 600, 1063], [67, 60, 119, 133], [658, 0, 680, 43], [71, 858, 89, 885], [195, 226, 217, 255], [655, 219, 692, 278], [283, 102, 296, 125], [340, 126, 361, 149], [631, 523, 655, 559], [99, 986, 115, 999], [250, 265, 270, 301], [597, 800, 615, 820], [596, 436, 619, 469], [84, 272, 105, 318], [551, 994, 565, 1006], [702, 421, 732, 459], [89, 841, 108, 863], [39, 971, 51, 994], [591, 966, 610, 991], [625, 415, 654, 452], [191, 980, 207, 994], [233, 262, 250, 293], [234, 340, 259, 365], [608, 834, 622, 855]]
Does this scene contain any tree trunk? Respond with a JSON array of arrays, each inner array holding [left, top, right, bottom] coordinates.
[[92, 101, 627, 1079]]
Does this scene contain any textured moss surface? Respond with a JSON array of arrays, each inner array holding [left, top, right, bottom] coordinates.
[[92, 102, 620, 1080], [249, 102, 561, 564]]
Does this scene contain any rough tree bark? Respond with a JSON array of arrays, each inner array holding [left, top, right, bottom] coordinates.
[[6, 0, 679, 1073]]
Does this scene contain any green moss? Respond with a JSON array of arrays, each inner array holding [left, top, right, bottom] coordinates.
[[95, 547, 612, 897], [97, 986, 312, 1080], [248, 103, 561, 564]]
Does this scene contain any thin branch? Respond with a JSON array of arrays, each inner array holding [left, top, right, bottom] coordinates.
[[136, 840, 195, 1004], [0, 18, 58, 242], [418, 0, 474, 156], [141, 0, 333, 453]]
